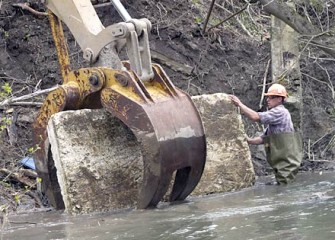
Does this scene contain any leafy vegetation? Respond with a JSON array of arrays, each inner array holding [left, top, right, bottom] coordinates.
[[0, 83, 12, 101]]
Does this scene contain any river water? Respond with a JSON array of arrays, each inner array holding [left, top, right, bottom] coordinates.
[[2, 172, 335, 240]]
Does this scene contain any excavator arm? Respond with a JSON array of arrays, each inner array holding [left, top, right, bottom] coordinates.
[[33, 0, 206, 209]]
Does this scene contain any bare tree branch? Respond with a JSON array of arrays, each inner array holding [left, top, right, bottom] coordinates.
[[0, 86, 58, 108], [12, 3, 48, 16], [258, 0, 335, 58], [208, 4, 248, 32]]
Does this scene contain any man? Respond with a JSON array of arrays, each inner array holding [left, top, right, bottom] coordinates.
[[230, 83, 302, 184]]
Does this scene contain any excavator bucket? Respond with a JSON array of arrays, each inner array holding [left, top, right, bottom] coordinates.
[[101, 63, 206, 208], [33, 1, 206, 209]]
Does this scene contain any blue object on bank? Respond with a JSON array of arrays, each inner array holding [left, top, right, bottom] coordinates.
[[20, 157, 36, 170]]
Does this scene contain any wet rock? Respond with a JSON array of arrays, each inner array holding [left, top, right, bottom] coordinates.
[[191, 94, 255, 195], [48, 110, 143, 214], [48, 93, 255, 214]]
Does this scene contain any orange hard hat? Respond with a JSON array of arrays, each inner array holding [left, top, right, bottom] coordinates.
[[264, 83, 288, 98]]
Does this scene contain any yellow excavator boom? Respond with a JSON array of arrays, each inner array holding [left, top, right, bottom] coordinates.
[[33, 0, 206, 209]]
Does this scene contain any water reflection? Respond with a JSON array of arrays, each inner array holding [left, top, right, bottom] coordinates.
[[3, 172, 335, 240]]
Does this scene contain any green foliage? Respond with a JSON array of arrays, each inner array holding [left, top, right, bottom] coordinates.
[[0, 29, 9, 40], [0, 204, 8, 212], [0, 82, 12, 134], [0, 82, 12, 101], [37, 177, 42, 183], [0, 117, 12, 132], [14, 194, 20, 204], [194, 16, 202, 25], [23, 33, 31, 41], [4, 31, 9, 39], [28, 144, 41, 154]]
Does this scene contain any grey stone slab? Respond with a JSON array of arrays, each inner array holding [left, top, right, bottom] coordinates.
[[191, 94, 255, 195]]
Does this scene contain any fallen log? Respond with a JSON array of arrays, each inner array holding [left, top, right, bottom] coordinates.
[[0, 168, 36, 188]]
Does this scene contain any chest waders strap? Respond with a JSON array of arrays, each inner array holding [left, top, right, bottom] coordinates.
[[263, 132, 302, 184]]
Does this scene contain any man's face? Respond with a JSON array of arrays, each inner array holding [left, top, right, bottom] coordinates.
[[266, 96, 282, 109]]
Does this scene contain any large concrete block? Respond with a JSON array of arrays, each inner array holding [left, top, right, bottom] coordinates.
[[191, 94, 255, 195], [48, 111, 143, 214], [48, 93, 255, 214]]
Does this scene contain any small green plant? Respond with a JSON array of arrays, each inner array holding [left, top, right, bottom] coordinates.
[[28, 144, 41, 155], [23, 33, 31, 41], [194, 16, 202, 25], [14, 194, 21, 204], [0, 82, 12, 100], [4, 31, 9, 39], [0, 117, 12, 132]]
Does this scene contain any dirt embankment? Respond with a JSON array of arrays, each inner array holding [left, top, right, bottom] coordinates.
[[1, 0, 335, 212]]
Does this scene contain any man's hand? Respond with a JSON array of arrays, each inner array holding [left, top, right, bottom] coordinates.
[[229, 95, 242, 107], [246, 136, 263, 145], [229, 94, 261, 122]]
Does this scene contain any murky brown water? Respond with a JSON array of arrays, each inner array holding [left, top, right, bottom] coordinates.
[[2, 172, 335, 240]]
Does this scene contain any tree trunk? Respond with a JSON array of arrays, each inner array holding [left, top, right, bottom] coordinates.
[[271, 14, 303, 132], [259, 0, 335, 58]]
